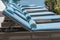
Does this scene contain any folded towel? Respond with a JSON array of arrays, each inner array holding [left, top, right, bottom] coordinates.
[[23, 11, 28, 15], [29, 20, 37, 29], [23, 11, 31, 21], [6, 6, 14, 14], [25, 14, 31, 22]]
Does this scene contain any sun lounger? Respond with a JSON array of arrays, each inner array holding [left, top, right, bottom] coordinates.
[[28, 12, 55, 17], [23, 7, 48, 13], [32, 15, 60, 23]]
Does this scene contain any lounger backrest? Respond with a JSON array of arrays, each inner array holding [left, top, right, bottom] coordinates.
[[2, 0, 30, 21], [4, 4, 37, 30], [4, 9, 31, 29], [6, 3, 31, 21], [4, 8, 37, 30], [2, 0, 37, 30]]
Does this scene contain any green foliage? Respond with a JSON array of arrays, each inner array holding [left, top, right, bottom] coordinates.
[[45, 0, 60, 14]]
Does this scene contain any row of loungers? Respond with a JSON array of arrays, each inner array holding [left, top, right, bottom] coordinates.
[[21, 5, 60, 23], [20, 5, 60, 30], [2, 2, 60, 31], [20, 5, 55, 16]]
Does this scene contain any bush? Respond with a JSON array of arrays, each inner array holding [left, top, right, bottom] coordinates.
[[45, 0, 60, 14]]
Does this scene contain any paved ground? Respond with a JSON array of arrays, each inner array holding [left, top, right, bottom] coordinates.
[[20, 0, 45, 6], [0, 11, 5, 27]]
